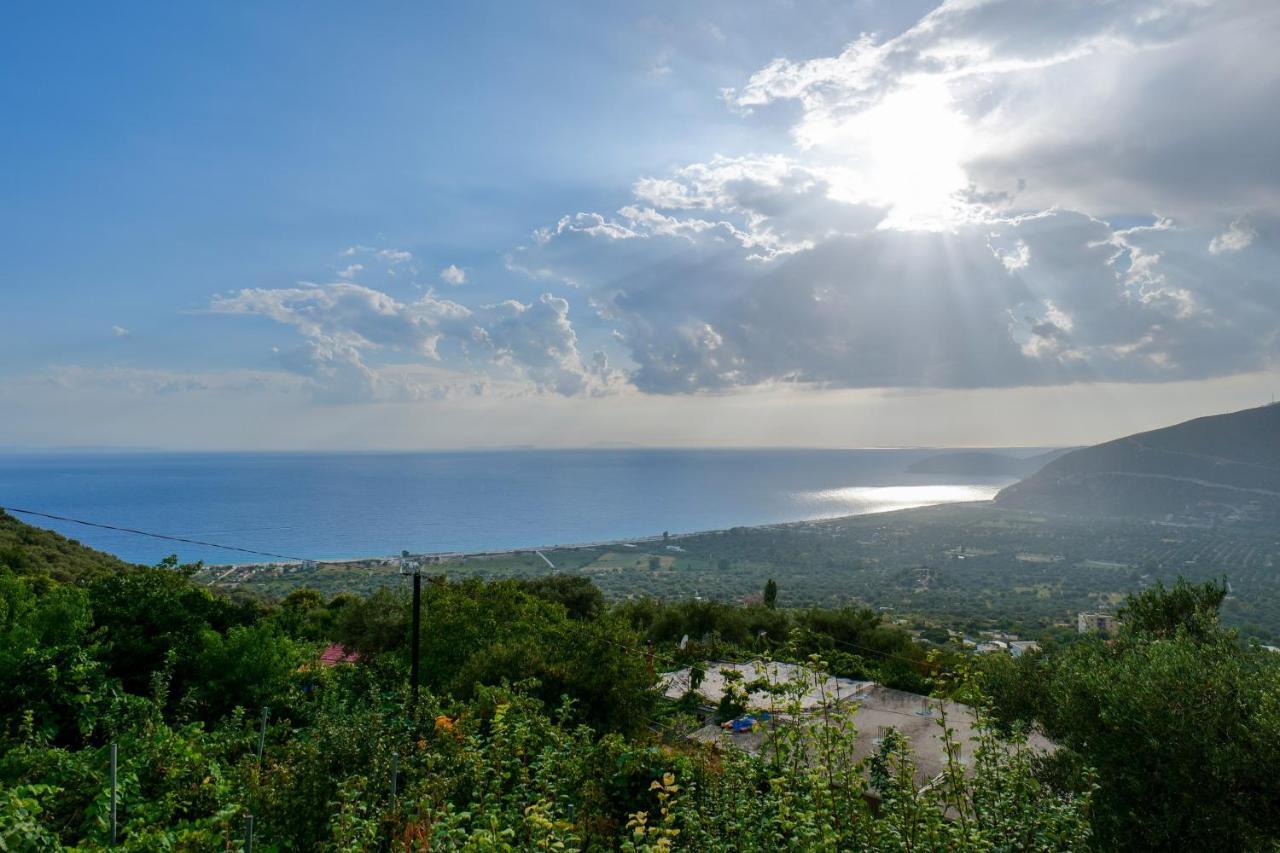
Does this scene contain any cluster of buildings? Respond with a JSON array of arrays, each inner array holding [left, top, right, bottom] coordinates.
[[971, 636, 1041, 656], [940, 628, 1040, 658], [934, 610, 1122, 659]]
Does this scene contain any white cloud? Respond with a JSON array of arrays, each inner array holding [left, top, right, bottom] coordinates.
[[990, 238, 1030, 272], [439, 264, 467, 286], [648, 49, 673, 77], [340, 245, 417, 277], [210, 281, 615, 401], [724, 0, 1280, 225], [111, 325, 130, 337], [1209, 218, 1257, 254], [211, 283, 467, 401], [474, 293, 620, 396]]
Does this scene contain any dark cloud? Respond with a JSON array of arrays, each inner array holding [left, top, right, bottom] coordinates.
[[517, 0, 1280, 394], [534, 205, 1279, 392]]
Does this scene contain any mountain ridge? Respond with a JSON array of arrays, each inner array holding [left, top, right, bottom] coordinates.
[[995, 404, 1280, 524]]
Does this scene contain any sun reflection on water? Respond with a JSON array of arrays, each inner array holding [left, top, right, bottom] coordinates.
[[792, 484, 1000, 518]]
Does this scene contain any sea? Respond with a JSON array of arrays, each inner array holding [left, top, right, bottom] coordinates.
[[0, 449, 1026, 566]]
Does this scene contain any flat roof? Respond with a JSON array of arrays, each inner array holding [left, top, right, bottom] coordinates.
[[662, 661, 1055, 789], [659, 660, 873, 712]]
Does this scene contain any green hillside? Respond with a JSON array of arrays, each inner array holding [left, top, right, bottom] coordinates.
[[996, 404, 1280, 524], [0, 509, 134, 583]]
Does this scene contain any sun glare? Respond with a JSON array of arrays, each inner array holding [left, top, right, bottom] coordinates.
[[795, 484, 1001, 517], [820, 77, 972, 229]]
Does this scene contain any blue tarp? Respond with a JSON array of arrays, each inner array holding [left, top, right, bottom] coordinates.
[[725, 712, 773, 732]]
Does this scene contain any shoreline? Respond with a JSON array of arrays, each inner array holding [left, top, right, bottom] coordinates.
[[202, 497, 1002, 572]]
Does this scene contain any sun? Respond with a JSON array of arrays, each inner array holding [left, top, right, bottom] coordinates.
[[816, 76, 973, 230]]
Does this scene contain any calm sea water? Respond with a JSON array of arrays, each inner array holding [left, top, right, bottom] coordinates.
[[0, 449, 1018, 566]]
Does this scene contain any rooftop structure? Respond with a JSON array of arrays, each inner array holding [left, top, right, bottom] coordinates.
[[660, 660, 1055, 791], [1077, 612, 1119, 634], [1010, 640, 1041, 658], [318, 643, 361, 666], [659, 660, 872, 712]]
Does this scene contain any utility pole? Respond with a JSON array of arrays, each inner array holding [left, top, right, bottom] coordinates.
[[256, 707, 269, 763], [109, 742, 117, 846], [410, 567, 421, 715]]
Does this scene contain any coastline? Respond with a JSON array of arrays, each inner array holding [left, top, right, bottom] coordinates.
[[4, 448, 1015, 568], [200, 498, 1002, 573]]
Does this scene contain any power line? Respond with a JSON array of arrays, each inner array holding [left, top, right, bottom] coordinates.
[[0, 505, 311, 563], [0, 509, 1030, 743], [3, 502, 1005, 705]]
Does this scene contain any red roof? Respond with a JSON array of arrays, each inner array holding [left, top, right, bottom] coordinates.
[[319, 643, 360, 666]]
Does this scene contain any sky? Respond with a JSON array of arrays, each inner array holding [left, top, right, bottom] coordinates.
[[2, 0, 1278, 450]]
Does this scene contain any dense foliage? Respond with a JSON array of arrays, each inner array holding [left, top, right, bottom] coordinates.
[[6, 511, 1279, 849], [981, 578, 1280, 851], [0, 512, 131, 584], [0, 513, 1096, 849]]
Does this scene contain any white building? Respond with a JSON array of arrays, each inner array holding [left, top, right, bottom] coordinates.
[[1010, 641, 1041, 658], [1077, 612, 1119, 634]]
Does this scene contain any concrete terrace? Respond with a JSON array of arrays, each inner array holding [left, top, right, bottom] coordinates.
[[660, 660, 1055, 789]]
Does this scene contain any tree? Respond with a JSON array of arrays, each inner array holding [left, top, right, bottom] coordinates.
[[1118, 576, 1227, 640], [0, 569, 110, 744], [193, 623, 302, 717], [518, 575, 604, 620], [919, 626, 951, 645], [337, 586, 408, 654], [275, 587, 332, 640], [394, 578, 653, 733], [763, 578, 778, 609], [997, 576, 1280, 851], [88, 564, 254, 699]]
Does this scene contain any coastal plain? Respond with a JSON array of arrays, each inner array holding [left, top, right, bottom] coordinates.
[[199, 500, 1280, 641]]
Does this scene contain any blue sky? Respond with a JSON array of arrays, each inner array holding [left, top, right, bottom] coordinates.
[[3, 1, 1278, 449], [2, 2, 920, 372]]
